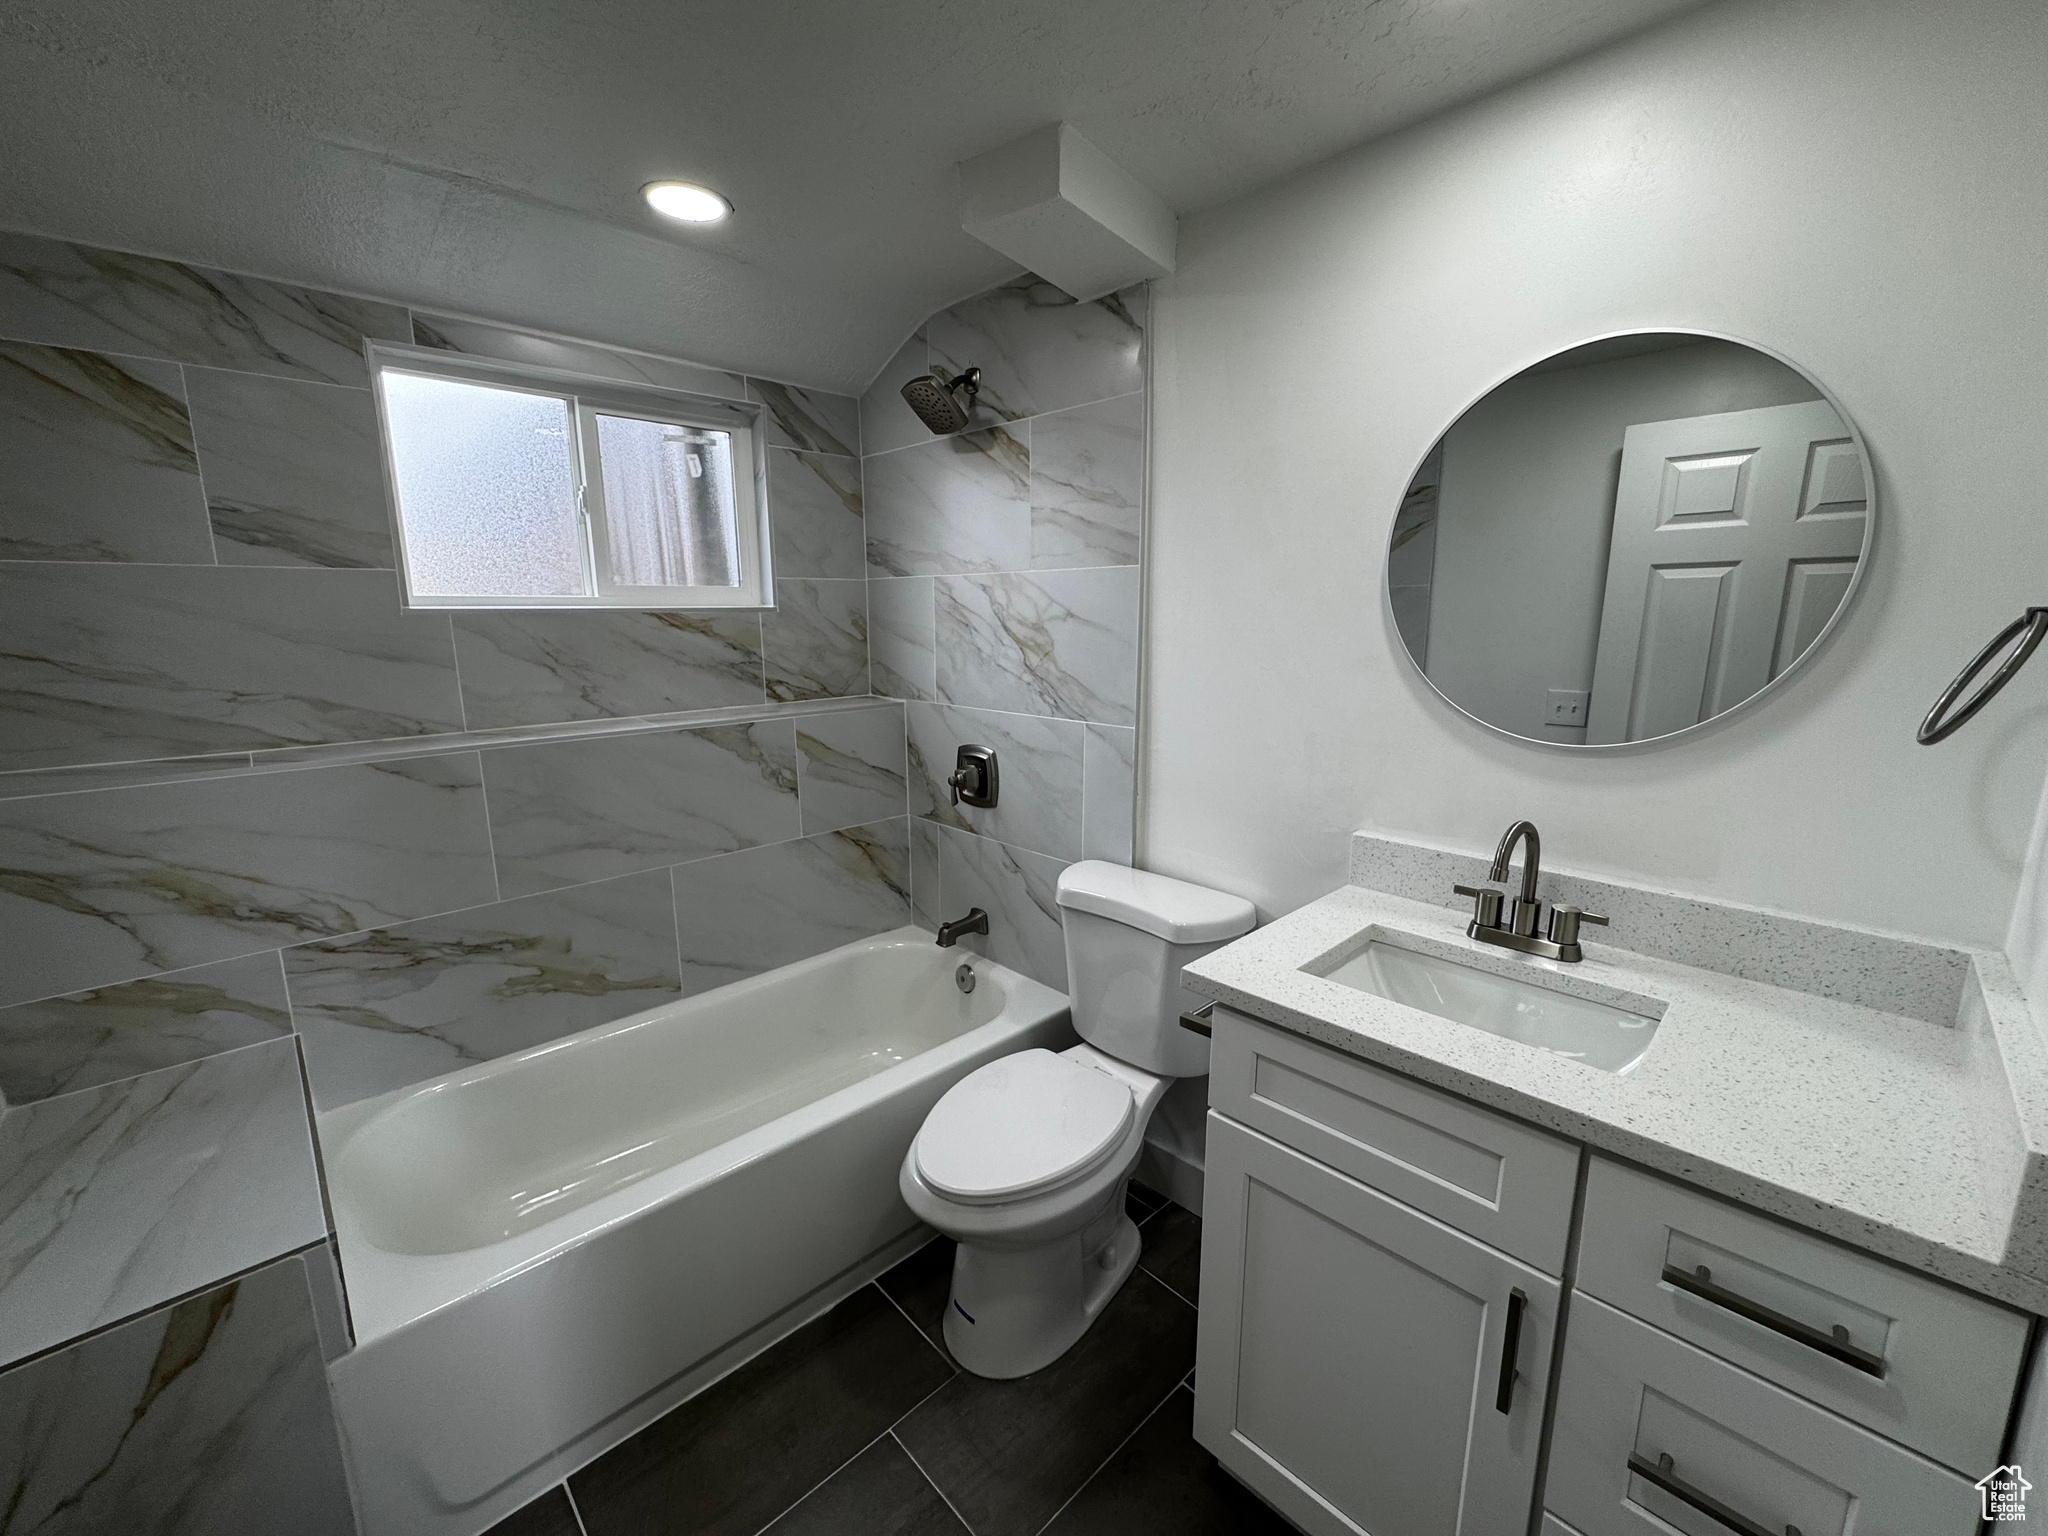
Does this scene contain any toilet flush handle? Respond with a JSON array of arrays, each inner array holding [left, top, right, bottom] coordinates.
[[1178, 1002, 1215, 1037]]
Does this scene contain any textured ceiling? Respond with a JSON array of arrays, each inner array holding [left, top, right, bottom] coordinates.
[[0, 0, 1707, 392]]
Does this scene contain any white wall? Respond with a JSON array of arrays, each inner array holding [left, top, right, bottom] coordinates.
[[1425, 338, 1821, 742], [1140, 0, 2047, 944]]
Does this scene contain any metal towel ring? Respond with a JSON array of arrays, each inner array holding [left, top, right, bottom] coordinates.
[[1917, 606, 2048, 745]]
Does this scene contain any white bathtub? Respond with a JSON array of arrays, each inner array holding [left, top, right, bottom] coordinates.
[[324, 927, 1069, 1536]]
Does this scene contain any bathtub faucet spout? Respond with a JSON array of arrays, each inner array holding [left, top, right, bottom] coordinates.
[[935, 908, 989, 947]]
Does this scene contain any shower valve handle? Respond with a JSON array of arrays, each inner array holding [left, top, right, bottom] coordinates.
[[948, 744, 999, 808]]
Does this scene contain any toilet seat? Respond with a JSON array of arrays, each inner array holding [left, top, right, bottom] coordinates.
[[913, 1049, 1134, 1206]]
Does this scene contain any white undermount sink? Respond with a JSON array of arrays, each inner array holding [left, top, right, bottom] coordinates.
[[1318, 937, 1662, 1074]]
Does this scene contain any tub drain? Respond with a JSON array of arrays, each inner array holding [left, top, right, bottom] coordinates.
[[954, 962, 976, 994]]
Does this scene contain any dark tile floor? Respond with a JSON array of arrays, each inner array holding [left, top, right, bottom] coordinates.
[[487, 1187, 1291, 1536]]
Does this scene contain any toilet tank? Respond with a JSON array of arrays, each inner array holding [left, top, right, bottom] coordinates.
[[1055, 862, 1257, 1077]]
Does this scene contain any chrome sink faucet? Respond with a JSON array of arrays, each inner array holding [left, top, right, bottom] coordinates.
[[1453, 819, 1607, 963]]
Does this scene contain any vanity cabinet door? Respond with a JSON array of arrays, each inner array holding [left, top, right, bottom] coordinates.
[[1194, 1112, 1559, 1536]]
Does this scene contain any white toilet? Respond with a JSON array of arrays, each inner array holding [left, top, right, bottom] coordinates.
[[899, 860, 1255, 1379]]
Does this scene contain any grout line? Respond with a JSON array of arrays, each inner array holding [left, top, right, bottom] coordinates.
[[1129, 1262, 1198, 1317], [178, 362, 225, 567], [892, 1428, 978, 1536], [746, 1429, 896, 1536], [856, 389, 1143, 464], [472, 749, 504, 905], [444, 613, 471, 733], [1142, 1264, 1198, 1313], [748, 1362, 960, 1536], [0, 557, 233, 568], [283, 995, 350, 1334], [1132, 287, 1151, 870], [872, 1272, 954, 1370], [1078, 717, 1089, 860], [561, 1479, 592, 1536], [1030, 1374, 1186, 1536], [0, 1234, 335, 1379], [905, 695, 1125, 731], [668, 865, 689, 1000]]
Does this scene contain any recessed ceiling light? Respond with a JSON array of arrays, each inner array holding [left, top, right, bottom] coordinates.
[[642, 181, 731, 223]]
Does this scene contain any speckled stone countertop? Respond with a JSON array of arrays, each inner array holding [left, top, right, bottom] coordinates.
[[1184, 879, 2048, 1313]]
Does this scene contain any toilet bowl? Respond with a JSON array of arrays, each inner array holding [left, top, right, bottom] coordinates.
[[900, 861, 1255, 1379]]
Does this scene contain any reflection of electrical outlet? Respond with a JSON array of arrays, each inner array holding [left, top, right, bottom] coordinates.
[[1546, 689, 1589, 727]]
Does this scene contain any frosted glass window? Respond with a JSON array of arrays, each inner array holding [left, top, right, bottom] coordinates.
[[380, 373, 583, 597], [592, 414, 741, 589], [373, 350, 767, 609]]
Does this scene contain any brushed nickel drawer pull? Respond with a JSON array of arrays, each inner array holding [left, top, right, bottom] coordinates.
[[1629, 1451, 1800, 1536], [1660, 1263, 1885, 1378]]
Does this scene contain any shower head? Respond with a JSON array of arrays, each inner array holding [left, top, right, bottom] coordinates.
[[900, 367, 982, 435]]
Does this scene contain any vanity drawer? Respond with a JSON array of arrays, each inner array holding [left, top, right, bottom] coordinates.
[[1575, 1155, 2028, 1474], [1207, 1007, 1580, 1273], [1547, 1293, 1979, 1536]]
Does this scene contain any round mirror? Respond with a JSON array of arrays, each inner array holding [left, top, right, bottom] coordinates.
[[1387, 332, 1872, 747]]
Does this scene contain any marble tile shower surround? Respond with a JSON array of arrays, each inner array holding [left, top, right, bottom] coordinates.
[[0, 340, 214, 564], [0, 1251, 356, 1535], [798, 704, 911, 836], [924, 274, 1145, 435], [859, 273, 1146, 989], [0, 1035, 328, 1367], [0, 229, 919, 1510], [0, 231, 411, 387], [287, 869, 685, 1110], [1349, 832, 1973, 1027], [0, 702, 911, 1003], [480, 718, 805, 896], [450, 607, 769, 729], [906, 700, 1086, 862], [0, 950, 292, 1106], [183, 364, 395, 569], [0, 229, 869, 763], [0, 708, 913, 1361], [0, 563, 469, 772], [935, 566, 1141, 727], [764, 577, 873, 701], [864, 401, 1143, 580], [671, 819, 913, 994], [0, 753, 501, 1009]]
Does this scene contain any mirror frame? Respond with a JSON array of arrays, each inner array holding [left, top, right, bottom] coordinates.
[[1385, 327, 1877, 752]]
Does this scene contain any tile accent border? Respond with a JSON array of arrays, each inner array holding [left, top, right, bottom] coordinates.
[[0, 694, 896, 801]]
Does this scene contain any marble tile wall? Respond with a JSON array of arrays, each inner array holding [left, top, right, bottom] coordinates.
[[0, 1249, 357, 1535], [0, 231, 904, 1525], [862, 275, 1147, 991]]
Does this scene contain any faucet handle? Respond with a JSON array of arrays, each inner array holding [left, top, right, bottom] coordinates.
[[1547, 906, 1608, 946], [1453, 884, 1505, 930]]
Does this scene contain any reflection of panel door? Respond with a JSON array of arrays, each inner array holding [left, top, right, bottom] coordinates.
[[1586, 401, 1866, 744]]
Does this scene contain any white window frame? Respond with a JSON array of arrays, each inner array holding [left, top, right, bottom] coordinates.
[[368, 343, 773, 611]]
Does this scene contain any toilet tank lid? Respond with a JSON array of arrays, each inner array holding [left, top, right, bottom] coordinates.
[[1055, 861, 1257, 944]]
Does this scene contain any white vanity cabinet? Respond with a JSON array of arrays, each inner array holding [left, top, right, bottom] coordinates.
[[1196, 1116, 1560, 1536], [1194, 1008, 2028, 1536], [1194, 1009, 1578, 1536]]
